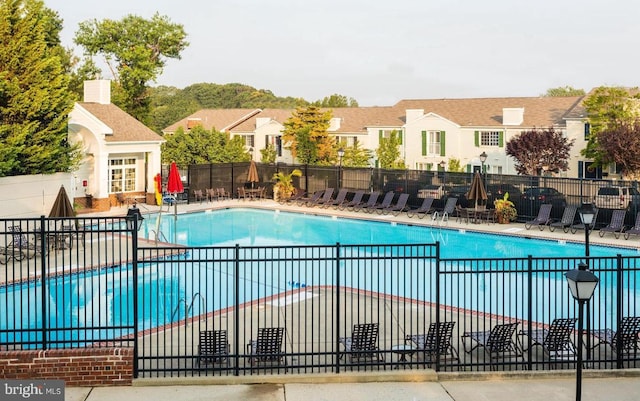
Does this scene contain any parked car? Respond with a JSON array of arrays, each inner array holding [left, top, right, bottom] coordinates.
[[594, 186, 640, 210], [486, 184, 522, 208], [520, 187, 567, 219], [445, 186, 471, 208]]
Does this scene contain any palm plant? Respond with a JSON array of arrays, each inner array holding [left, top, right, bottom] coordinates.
[[272, 169, 302, 201]]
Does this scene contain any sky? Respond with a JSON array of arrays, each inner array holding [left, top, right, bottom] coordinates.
[[46, 0, 640, 106]]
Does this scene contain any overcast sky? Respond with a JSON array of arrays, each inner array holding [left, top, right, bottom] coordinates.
[[46, 0, 640, 106]]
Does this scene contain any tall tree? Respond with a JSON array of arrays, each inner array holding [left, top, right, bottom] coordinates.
[[74, 13, 189, 124], [543, 86, 585, 97], [376, 131, 405, 169], [594, 120, 640, 179], [340, 141, 372, 167], [581, 86, 640, 170], [506, 127, 574, 175], [313, 93, 359, 107], [161, 126, 249, 165], [0, 0, 78, 176], [281, 106, 332, 164]]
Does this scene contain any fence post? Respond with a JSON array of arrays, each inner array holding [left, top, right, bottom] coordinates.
[[335, 242, 341, 374], [131, 216, 139, 378], [234, 244, 241, 376], [39, 215, 47, 350], [616, 254, 623, 369], [434, 241, 441, 371], [526, 255, 533, 370]]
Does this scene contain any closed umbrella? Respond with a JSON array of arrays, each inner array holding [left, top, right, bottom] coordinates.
[[247, 160, 259, 189], [49, 185, 75, 218], [167, 162, 184, 216], [466, 172, 488, 209]]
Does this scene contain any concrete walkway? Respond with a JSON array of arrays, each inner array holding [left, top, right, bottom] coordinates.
[[66, 374, 640, 401]]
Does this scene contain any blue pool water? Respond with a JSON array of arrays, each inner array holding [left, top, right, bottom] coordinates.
[[3, 208, 638, 347], [139, 208, 639, 258]]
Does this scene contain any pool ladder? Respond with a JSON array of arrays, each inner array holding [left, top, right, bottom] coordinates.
[[171, 292, 206, 322]]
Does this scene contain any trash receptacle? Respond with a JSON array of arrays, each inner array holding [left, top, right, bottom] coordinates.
[[85, 194, 93, 209]]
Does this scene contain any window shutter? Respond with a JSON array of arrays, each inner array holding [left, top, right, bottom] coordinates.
[[474, 131, 479, 147], [379, 130, 383, 141], [398, 131, 403, 145], [426, 163, 433, 171], [466, 164, 472, 173], [440, 131, 446, 156], [421, 131, 427, 156], [584, 123, 590, 140], [498, 132, 504, 147], [578, 161, 584, 178]]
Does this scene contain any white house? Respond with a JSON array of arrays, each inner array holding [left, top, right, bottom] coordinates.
[[69, 80, 164, 211]]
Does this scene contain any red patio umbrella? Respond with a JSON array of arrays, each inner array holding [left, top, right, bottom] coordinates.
[[167, 162, 184, 216]]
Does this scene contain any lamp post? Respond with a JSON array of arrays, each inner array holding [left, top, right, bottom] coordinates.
[[337, 148, 345, 188], [479, 151, 487, 183], [438, 160, 446, 183], [578, 202, 597, 257], [565, 262, 599, 401], [126, 203, 144, 232]]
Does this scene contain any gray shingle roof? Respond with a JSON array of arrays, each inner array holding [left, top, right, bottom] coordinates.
[[79, 103, 164, 142]]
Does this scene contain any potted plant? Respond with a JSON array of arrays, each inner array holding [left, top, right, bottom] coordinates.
[[272, 169, 302, 201], [494, 192, 517, 223]]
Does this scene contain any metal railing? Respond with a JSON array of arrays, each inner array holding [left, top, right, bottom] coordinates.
[[1, 217, 639, 378]]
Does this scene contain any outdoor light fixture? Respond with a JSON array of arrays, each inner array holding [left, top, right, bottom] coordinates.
[[126, 203, 144, 231], [565, 262, 598, 401], [439, 160, 446, 170], [479, 151, 487, 181], [337, 148, 345, 163], [578, 202, 597, 257]]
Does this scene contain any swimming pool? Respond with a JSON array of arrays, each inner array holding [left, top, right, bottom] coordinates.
[[139, 208, 639, 258]]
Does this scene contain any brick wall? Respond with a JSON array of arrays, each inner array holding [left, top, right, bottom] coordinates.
[[0, 348, 133, 386]]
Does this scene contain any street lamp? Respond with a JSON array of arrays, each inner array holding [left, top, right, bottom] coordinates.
[[337, 148, 345, 188], [578, 202, 597, 257], [126, 203, 144, 231], [479, 151, 487, 183], [565, 262, 599, 401]]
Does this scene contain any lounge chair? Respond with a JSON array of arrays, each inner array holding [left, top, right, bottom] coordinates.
[[354, 191, 380, 212], [598, 209, 626, 239], [246, 327, 287, 370], [405, 321, 459, 367], [524, 204, 553, 230], [383, 193, 410, 216], [339, 323, 383, 363], [280, 188, 306, 205], [341, 190, 365, 211], [8, 225, 42, 259], [461, 322, 523, 368], [196, 329, 230, 368], [407, 197, 434, 219], [570, 208, 599, 234], [520, 318, 577, 361], [432, 197, 457, 224], [549, 205, 577, 233], [367, 191, 395, 214], [323, 188, 349, 209], [624, 212, 640, 240], [296, 190, 321, 206], [590, 316, 640, 357], [308, 188, 334, 207]]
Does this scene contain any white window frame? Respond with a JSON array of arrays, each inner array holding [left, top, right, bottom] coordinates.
[[428, 131, 441, 156], [480, 131, 501, 147], [109, 157, 137, 193]]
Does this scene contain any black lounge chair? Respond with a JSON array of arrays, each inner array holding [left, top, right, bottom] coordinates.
[[308, 188, 334, 207], [549, 205, 577, 233], [624, 212, 640, 240], [433, 197, 457, 224], [246, 327, 287, 370], [196, 329, 230, 368], [280, 188, 306, 205], [520, 318, 577, 361], [354, 191, 380, 212], [297, 190, 323, 206], [407, 197, 434, 219], [339, 323, 383, 363], [570, 208, 599, 234], [341, 190, 365, 211], [590, 316, 640, 357], [405, 321, 459, 367], [383, 193, 410, 216], [367, 191, 395, 214], [462, 322, 523, 369], [599, 209, 626, 239], [8, 225, 43, 259], [323, 188, 349, 209], [524, 204, 553, 230]]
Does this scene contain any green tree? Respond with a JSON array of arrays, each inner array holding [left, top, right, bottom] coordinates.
[[339, 141, 372, 167], [260, 144, 277, 164], [0, 0, 79, 176], [447, 158, 464, 172], [313, 93, 359, 107], [74, 13, 189, 123], [506, 127, 574, 175], [161, 126, 249, 165], [282, 106, 332, 164], [376, 131, 405, 169], [542, 86, 585, 97], [581, 86, 640, 169]]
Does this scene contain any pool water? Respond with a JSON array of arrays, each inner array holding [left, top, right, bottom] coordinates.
[[139, 208, 639, 258]]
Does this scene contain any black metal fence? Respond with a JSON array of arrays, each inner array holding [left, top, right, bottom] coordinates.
[[185, 162, 640, 226], [2, 217, 640, 378]]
